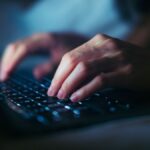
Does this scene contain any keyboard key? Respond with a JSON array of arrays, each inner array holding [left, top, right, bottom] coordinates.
[[0, 72, 133, 129], [36, 115, 49, 125]]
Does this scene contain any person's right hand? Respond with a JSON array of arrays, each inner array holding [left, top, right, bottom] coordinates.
[[0, 32, 88, 81]]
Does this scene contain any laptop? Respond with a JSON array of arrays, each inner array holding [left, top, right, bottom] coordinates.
[[0, 56, 150, 137]]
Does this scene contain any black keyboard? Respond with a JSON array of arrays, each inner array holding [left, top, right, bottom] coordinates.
[[0, 73, 149, 136]]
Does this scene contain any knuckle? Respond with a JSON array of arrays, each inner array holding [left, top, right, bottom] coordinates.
[[62, 52, 77, 65], [18, 43, 28, 51], [61, 81, 70, 92], [93, 34, 107, 41], [107, 38, 118, 49], [97, 75, 103, 83], [6, 43, 16, 51], [82, 42, 89, 50], [123, 64, 133, 75], [79, 89, 87, 96], [78, 62, 89, 74], [95, 75, 104, 87]]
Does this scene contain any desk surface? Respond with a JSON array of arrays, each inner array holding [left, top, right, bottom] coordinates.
[[1, 115, 150, 150]]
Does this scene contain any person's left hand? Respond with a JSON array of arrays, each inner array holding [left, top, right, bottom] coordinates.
[[0, 32, 88, 81], [47, 34, 150, 102]]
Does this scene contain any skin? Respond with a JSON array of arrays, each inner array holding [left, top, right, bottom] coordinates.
[[0, 32, 88, 80], [1, 33, 150, 102]]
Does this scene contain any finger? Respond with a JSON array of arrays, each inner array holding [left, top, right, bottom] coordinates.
[[25, 33, 55, 53], [47, 53, 77, 97], [47, 37, 107, 97], [10, 34, 54, 72], [70, 75, 103, 102], [0, 43, 19, 81], [0, 34, 53, 81], [3, 44, 29, 80], [1, 44, 17, 67], [47, 42, 93, 97], [56, 62, 93, 100], [47, 34, 114, 97], [56, 55, 119, 100], [70, 65, 132, 102], [47, 51, 120, 98], [33, 61, 54, 79]]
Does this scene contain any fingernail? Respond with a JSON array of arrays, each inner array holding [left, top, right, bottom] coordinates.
[[47, 86, 56, 97], [70, 93, 79, 102], [57, 89, 65, 100]]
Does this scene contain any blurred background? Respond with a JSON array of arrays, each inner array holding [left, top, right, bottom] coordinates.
[[0, 0, 149, 54]]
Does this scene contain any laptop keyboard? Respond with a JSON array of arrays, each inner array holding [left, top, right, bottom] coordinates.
[[0, 73, 134, 133]]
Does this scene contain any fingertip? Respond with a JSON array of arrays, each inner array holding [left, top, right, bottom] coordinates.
[[47, 85, 56, 97], [33, 62, 53, 80], [70, 93, 80, 102], [57, 89, 66, 100], [33, 69, 42, 80]]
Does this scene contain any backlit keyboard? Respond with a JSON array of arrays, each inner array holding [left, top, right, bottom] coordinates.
[[0, 73, 147, 135]]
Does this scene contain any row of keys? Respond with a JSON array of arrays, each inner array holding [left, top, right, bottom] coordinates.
[[0, 74, 131, 126]]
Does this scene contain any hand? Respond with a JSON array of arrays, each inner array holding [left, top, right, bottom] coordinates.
[[0, 32, 88, 80], [47, 34, 150, 102]]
